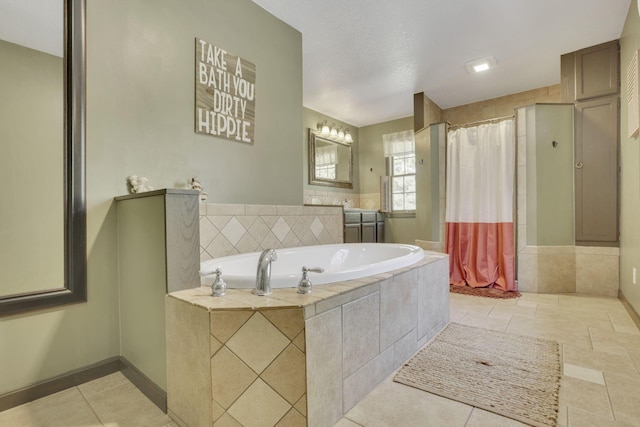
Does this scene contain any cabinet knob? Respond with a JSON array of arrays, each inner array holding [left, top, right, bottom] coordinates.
[[575, 162, 584, 169]]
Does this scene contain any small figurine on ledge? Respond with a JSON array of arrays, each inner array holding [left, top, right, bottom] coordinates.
[[188, 177, 208, 202], [127, 175, 154, 194]]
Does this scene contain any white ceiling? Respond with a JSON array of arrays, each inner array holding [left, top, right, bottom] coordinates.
[[0, 0, 63, 57], [253, 0, 631, 127]]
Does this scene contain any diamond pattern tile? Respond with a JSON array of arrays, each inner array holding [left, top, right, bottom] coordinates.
[[261, 344, 307, 405], [248, 217, 270, 242], [275, 408, 306, 427], [221, 217, 247, 246], [200, 217, 219, 248], [310, 217, 324, 238], [294, 395, 307, 417], [227, 379, 291, 427], [272, 217, 291, 242], [226, 313, 289, 374], [206, 234, 235, 258], [199, 205, 344, 257], [210, 311, 253, 344], [210, 347, 257, 409], [262, 308, 305, 340]]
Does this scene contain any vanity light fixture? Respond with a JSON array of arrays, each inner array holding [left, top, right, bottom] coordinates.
[[345, 129, 353, 143], [317, 120, 354, 144], [321, 120, 330, 135], [465, 56, 496, 73]]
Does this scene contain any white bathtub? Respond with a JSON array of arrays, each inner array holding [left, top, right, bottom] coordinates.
[[200, 243, 425, 289]]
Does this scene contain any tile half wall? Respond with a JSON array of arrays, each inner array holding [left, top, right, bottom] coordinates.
[[199, 203, 344, 261]]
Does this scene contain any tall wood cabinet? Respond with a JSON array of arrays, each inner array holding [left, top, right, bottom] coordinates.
[[562, 40, 620, 246]]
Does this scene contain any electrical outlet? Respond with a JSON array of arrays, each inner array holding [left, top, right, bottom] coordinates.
[[634, 268, 637, 285]]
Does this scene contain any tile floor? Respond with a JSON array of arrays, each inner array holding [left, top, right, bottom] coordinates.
[[1, 292, 639, 426]]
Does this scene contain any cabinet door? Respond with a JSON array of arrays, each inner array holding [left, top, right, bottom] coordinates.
[[575, 95, 619, 244], [361, 223, 376, 243], [376, 222, 385, 243], [344, 224, 361, 243], [575, 41, 619, 101]]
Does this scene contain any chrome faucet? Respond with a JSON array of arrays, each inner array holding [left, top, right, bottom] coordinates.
[[254, 249, 277, 295]]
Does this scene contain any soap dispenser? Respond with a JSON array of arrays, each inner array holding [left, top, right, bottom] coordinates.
[[211, 268, 227, 297]]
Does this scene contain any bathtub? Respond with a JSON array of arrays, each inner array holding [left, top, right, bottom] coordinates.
[[200, 243, 425, 289]]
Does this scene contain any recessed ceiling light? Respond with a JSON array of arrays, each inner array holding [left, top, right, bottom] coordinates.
[[473, 62, 490, 72], [466, 56, 496, 73]]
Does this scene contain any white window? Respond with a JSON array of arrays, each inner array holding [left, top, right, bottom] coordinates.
[[382, 130, 416, 213], [390, 153, 416, 211]]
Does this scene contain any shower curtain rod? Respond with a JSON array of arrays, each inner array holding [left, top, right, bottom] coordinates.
[[447, 114, 515, 131]]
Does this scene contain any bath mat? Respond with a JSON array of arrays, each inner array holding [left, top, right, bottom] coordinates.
[[394, 323, 560, 427], [450, 285, 521, 299]]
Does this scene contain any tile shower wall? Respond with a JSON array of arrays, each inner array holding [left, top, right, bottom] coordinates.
[[515, 106, 620, 297], [199, 203, 343, 261]]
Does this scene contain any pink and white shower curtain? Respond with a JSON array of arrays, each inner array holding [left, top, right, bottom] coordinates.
[[445, 119, 516, 291]]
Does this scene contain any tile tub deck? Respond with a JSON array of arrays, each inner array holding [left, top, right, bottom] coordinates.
[[166, 251, 450, 427]]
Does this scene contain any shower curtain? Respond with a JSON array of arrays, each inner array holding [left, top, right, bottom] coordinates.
[[445, 119, 516, 291]]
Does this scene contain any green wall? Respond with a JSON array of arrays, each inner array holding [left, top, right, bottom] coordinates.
[[359, 116, 416, 244], [525, 104, 575, 246], [619, 0, 640, 314], [0, 0, 302, 395], [303, 107, 360, 194]]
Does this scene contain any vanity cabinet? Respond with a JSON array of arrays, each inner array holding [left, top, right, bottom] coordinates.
[[343, 210, 385, 243]]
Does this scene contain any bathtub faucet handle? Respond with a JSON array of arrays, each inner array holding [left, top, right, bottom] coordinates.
[[211, 268, 227, 297], [297, 266, 324, 295]]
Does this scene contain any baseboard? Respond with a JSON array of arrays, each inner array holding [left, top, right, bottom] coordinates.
[[619, 290, 640, 331], [0, 356, 167, 414], [120, 357, 167, 412], [0, 356, 121, 412]]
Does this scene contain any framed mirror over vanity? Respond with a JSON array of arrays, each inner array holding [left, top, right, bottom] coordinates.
[[0, 0, 86, 316], [308, 129, 353, 189]]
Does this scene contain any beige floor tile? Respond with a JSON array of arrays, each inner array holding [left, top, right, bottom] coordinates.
[[78, 372, 129, 398], [334, 418, 362, 427], [343, 378, 472, 427], [465, 408, 530, 426], [506, 315, 592, 349], [590, 327, 640, 355], [0, 388, 101, 427], [563, 344, 638, 376], [567, 407, 633, 427], [563, 363, 604, 385], [453, 312, 510, 331], [449, 307, 469, 322], [517, 292, 559, 306], [604, 371, 640, 425], [558, 377, 614, 419], [84, 381, 172, 426], [487, 302, 536, 319], [557, 404, 568, 427]]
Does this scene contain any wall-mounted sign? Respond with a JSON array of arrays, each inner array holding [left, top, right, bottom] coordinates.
[[195, 38, 256, 144]]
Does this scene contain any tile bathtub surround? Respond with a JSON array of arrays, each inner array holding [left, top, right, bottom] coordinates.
[[166, 252, 450, 427], [199, 203, 343, 261]]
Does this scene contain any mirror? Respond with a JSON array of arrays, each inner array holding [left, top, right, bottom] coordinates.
[[308, 129, 353, 189], [0, 0, 86, 316]]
